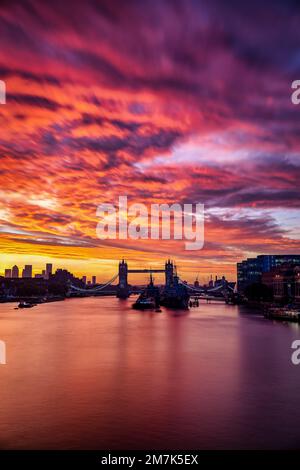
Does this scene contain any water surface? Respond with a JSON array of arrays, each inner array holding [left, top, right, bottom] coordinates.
[[0, 297, 300, 449]]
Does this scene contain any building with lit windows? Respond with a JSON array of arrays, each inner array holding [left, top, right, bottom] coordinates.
[[237, 255, 300, 293]]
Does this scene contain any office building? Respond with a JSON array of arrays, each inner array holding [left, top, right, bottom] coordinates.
[[5, 269, 11, 278], [22, 265, 32, 278], [237, 255, 300, 293], [45, 263, 52, 279], [262, 264, 300, 303], [11, 265, 19, 278], [92, 276, 96, 285]]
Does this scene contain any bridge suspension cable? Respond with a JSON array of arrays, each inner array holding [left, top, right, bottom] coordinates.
[[178, 279, 205, 293], [70, 273, 119, 293], [178, 278, 234, 294]]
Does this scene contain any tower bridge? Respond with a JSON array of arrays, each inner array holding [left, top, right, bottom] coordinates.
[[69, 260, 175, 298], [117, 259, 173, 298], [69, 259, 235, 302]]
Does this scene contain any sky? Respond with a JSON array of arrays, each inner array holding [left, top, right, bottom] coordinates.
[[0, 0, 300, 283]]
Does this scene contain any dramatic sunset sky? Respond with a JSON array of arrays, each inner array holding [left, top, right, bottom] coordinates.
[[0, 0, 300, 282]]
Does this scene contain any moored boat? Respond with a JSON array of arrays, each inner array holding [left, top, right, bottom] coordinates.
[[160, 272, 190, 309], [264, 306, 300, 322], [132, 274, 160, 310], [132, 297, 157, 310], [18, 301, 36, 309]]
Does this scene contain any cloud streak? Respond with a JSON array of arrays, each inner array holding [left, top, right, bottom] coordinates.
[[0, 0, 299, 280]]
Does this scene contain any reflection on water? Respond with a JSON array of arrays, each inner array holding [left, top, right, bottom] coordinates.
[[0, 298, 300, 449]]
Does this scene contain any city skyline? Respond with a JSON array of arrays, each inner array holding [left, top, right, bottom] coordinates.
[[1, 0, 300, 283], [1, 261, 95, 284], [0, 259, 215, 285]]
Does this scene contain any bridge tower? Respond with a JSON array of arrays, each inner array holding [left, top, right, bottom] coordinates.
[[165, 260, 174, 287], [117, 259, 129, 298]]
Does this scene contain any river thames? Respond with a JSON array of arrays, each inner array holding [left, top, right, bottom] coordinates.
[[0, 297, 300, 449]]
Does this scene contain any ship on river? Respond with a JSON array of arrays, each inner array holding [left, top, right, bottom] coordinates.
[[264, 305, 300, 322], [160, 265, 190, 309], [132, 274, 160, 310]]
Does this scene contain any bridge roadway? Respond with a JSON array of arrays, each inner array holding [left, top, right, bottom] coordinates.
[[127, 269, 165, 273]]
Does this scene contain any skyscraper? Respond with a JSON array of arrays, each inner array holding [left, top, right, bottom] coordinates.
[[92, 275, 96, 285], [11, 265, 19, 278], [46, 263, 52, 279], [5, 268, 11, 278], [22, 265, 32, 278]]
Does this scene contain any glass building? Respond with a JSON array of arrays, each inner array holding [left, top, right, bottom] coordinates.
[[237, 255, 300, 292]]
